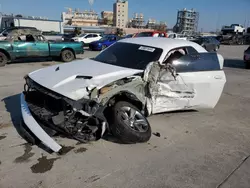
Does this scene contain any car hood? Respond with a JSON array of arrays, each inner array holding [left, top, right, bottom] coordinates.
[[28, 59, 143, 100]]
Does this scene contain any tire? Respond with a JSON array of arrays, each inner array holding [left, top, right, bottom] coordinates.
[[214, 45, 219, 52], [61, 49, 75, 62], [0, 52, 8, 67], [245, 62, 250, 69], [110, 101, 151, 144], [102, 44, 107, 50]]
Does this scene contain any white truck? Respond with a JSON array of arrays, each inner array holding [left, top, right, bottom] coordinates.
[[221, 24, 245, 35]]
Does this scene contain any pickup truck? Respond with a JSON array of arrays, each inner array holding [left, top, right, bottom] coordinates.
[[0, 32, 84, 67]]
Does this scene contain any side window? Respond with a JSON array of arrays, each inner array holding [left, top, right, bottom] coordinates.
[[93, 34, 98, 38], [85, 34, 93, 38], [173, 53, 221, 73], [26, 35, 35, 42], [185, 46, 199, 55]]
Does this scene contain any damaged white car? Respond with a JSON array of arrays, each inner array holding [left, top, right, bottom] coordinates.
[[20, 38, 226, 152]]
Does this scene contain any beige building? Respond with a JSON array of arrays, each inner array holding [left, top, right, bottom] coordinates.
[[62, 8, 99, 27], [113, 0, 128, 28], [101, 11, 113, 26]]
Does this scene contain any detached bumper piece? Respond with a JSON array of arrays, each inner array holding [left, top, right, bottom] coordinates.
[[20, 78, 106, 152]]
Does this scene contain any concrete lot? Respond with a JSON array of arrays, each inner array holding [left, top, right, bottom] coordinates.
[[0, 45, 250, 188]]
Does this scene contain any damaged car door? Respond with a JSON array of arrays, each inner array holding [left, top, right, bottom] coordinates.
[[148, 52, 226, 114]]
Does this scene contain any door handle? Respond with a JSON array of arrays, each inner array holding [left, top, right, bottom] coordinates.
[[214, 75, 222, 79]]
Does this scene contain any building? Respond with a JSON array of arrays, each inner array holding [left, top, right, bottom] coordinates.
[[128, 13, 145, 28], [146, 18, 157, 29], [62, 8, 100, 27], [113, 0, 129, 28], [101, 11, 113, 26], [174, 8, 199, 34], [0, 14, 63, 33]]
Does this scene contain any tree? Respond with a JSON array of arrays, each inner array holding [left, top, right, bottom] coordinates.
[[74, 27, 81, 35]]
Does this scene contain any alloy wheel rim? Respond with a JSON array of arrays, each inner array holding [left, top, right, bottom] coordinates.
[[118, 106, 149, 132]]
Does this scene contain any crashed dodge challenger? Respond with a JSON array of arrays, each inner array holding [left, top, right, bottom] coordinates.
[[20, 38, 226, 152]]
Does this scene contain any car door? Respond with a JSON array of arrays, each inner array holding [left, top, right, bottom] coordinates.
[[34, 35, 50, 57], [92, 34, 101, 42], [84, 34, 94, 43], [147, 50, 226, 114], [12, 35, 37, 58]]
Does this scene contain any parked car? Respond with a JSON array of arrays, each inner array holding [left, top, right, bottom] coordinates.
[[0, 29, 84, 66], [191, 36, 220, 52], [20, 37, 226, 152], [71, 33, 102, 45], [167, 33, 188, 40], [62, 33, 77, 42], [89, 35, 120, 50], [135, 31, 168, 38], [244, 46, 250, 69]]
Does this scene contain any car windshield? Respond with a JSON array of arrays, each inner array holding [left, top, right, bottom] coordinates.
[[136, 32, 153, 37], [99, 36, 113, 41], [93, 42, 163, 70], [79, 34, 87, 37]]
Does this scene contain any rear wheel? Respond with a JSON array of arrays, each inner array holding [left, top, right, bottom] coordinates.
[[61, 49, 75, 62], [0, 52, 8, 67], [110, 101, 151, 144]]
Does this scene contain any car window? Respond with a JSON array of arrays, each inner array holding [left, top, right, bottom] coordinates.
[[93, 34, 98, 37], [173, 53, 221, 73], [185, 46, 198, 54], [93, 42, 163, 70], [168, 34, 175, 38], [85, 34, 93, 38], [136, 32, 153, 37]]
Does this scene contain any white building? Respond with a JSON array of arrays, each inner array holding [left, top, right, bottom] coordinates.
[[0, 14, 63, 33]]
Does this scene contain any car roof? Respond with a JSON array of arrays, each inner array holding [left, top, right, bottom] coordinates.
[[119, 37, 206, 53]]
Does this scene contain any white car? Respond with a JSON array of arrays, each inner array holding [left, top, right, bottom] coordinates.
[[20, 38, 226, 152], [168, 33, 188, 40], [72, 33, 102, 44]]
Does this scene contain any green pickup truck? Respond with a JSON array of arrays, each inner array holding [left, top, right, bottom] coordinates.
[[0, 29, 84, 67]]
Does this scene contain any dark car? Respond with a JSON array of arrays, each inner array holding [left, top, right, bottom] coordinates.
[[62, 33, 77, 42], [244, 46, 250, 69], [89, 35, 120, 51], [192, 37, 220, 52]]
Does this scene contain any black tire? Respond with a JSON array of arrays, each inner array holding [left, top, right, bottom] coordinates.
[[0, 52, 8, 67], [102, 44, 107, 50], [61, 49, 75, 62], [110, 101, 151, 144], [245, 62, 250, 69], [214, 45, 219, 52]]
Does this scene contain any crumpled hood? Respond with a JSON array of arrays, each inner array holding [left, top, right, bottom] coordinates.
[[28, 59, 143, 100]]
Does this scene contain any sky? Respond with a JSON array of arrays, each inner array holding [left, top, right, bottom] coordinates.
[[0, 0, 250, 31]]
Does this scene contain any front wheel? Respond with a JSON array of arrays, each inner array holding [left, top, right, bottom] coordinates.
[[61, 49, 75, 62], [0, 52, 8, 67], [101, 44, 107, 50], [214, 45, 219, 52], [110, 101, 151, 144]]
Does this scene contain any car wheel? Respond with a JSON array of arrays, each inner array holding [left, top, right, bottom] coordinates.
[[245, 62, 250, 69], [61, 49, 75, 62], [0, 52, 8, 67], [214, 45, 219, 52], [102, 44, 107, 50], [110, 101, 151, 144]]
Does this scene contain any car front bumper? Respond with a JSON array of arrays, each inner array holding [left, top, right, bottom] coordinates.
[[20, 93, 62, 152], [89, 44, 102, 51]]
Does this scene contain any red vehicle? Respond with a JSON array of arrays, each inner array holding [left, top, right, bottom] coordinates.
[[134, 31, 168, 38]]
